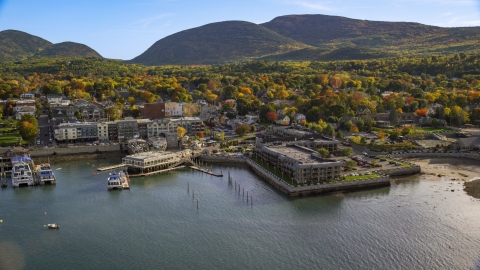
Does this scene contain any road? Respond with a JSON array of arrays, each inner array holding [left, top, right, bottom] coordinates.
[[37, 115, 52, 146]]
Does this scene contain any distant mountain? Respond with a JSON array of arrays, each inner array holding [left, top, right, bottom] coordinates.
[[36, 42, 102, 58], [0, 30, 52, 61], [129, 21, 310, 65], [261, 14, 480, 54]]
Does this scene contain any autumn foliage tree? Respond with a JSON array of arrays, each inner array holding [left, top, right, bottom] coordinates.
[[18, 121, 38, 143], [266, 112, 278, 123], [414, 108, 427, 117], [235, 123, 251, 136]]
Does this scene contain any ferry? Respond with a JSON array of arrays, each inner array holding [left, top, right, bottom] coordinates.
[[36, 164, 57, 185], [12, 162, 34, 187], [107, 171, 128, 190]]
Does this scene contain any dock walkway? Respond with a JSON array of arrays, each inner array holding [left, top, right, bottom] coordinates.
[[97, 164, 126, 171], [122, 173, 130, 189], [129, 166, 186, 178], [190, 166, 223, 177]]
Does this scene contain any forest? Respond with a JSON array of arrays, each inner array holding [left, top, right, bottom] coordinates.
[[1, 52, 480, 130]]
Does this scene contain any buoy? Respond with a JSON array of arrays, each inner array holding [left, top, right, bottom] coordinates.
[[44, 212, 46, 215], [0, 220, 3, 223]]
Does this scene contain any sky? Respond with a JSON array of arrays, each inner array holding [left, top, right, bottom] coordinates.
[[0, 0, 479, 60]]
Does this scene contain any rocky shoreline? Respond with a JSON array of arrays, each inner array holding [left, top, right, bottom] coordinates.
[[32, 151, 125, 165], [464, 180, 480, 199]]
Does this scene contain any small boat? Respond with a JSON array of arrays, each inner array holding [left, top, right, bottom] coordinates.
[[47, 224, 60, 229]]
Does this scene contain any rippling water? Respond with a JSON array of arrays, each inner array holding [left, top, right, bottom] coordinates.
[[1, 158, 480, 270]]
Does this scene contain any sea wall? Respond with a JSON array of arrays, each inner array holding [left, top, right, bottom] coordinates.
[[198, 155, 247, 164], [390, 151, 480, 161], [29, 144, 121, 157]]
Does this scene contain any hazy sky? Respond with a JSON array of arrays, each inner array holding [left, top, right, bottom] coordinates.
[[0, 0, 479, 60]]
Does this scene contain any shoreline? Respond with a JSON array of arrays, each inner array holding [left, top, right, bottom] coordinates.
[[402, 157, 480, 199]]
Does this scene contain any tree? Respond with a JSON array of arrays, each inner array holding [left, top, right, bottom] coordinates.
[[215, 131, 225, 141], [250, 125, 257, 133], [342, 147, 353, 156], [266, 112, 278, 123], [345, 160, 357, 170], [198, 131, 204, 138], [350, 124, 359, 133], [414, 108, 427, 117], [19, 114, 38, 128], [317, 147, 329, 158], [177, 126, 186, 138], [127, 97, 135, 106], [130, 105, 140, 118], [324, 123, 335, 136], [223, 85, 238, 100], [18, 121, 38, 143], [235, 123, 251, 136], [74, 110, 83, 119]]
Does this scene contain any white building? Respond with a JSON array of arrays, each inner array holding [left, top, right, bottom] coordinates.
[[97, 122, 109, 141], [15, 106, 36, 119], [165, 102, 183, 117]]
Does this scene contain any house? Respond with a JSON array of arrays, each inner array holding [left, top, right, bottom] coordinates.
[[15, 106, 36, 119], [164, 102, 183, 117], [276, 115, 290, 125], [294, 113, 306, 122], [356, 105, 371, 116], [140, 103, 166, 119], [20, 92, 35, 99], [427, 103, 443, 116], [46, 94, 70, 106]]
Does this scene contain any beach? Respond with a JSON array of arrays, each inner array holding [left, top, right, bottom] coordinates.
[[406, 157, 480, 199]]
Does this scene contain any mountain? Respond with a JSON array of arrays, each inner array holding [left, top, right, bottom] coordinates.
[[129, 21, 310, 65], [36, 42, 102, 58], [0, 30, 52, 61], [261, 14, 480, 54], [261, 47, 393, 62]]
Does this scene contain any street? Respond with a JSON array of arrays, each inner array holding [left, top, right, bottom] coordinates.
[[37, 115, 52, 146]]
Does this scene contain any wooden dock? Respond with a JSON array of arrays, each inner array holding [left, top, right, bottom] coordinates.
[[128, 166, 186, 178], [122, 174, 130, 189], [190, 166, 223, 177], [97, 164, 127, 171]]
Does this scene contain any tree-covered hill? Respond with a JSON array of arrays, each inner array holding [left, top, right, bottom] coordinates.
[[261, 14, 480, 55], [0, 30, 52, 61], [35, 42, 103, 58], [129, 20, 310, 65]]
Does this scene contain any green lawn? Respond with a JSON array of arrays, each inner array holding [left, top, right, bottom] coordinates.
[[0, 133, 26, 146], [420, 127, 452, 133], [345, 174, 379, 181], [378, 156, 411, 167]]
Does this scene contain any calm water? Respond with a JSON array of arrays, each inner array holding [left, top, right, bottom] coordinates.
[[1, 158, 480, 270]]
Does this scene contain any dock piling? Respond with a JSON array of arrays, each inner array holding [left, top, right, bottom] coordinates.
[[192, 188, 194, 199], [247, 191, 249, 202], [188, 182, 190, 193], [196, 199, 199, 209]]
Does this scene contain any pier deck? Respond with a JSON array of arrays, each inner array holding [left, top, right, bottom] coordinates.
[[97, 164, 127, 171], [122, 174, 130, 189], [129, 166, 186, 178], [190, 166, 223, 177]]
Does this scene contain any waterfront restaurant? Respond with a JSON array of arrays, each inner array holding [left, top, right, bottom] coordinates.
[[122, 149, 193, 174], [253, 143, 344, 184]]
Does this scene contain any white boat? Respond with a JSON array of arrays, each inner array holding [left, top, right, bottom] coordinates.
[[36, 164, 56, 185], [107, 172, 127, 190], [12, 162, 34, 187], [47, 224, 60, 229]]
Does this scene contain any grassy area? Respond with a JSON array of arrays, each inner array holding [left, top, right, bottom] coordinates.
[[0, 133, 26, 146], [378, 156, 411, 167], [420, 127, 452, 133], [344, 174, 379, 181]]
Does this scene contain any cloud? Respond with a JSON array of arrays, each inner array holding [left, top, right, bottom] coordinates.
[[130, 13, 174, 28]]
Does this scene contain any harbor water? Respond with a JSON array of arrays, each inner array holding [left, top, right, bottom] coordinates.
[[1, 158, 480, 270]]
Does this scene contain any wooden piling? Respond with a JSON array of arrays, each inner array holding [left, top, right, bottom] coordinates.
[[242, 187, 244, 196], [188, 182, 190, 193], [196, 199, 199, 209], [192, 188, 194, 199], [247, 191, 249, 202]]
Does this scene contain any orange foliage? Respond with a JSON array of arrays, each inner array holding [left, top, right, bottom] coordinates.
[[414, 108, 427, 117]]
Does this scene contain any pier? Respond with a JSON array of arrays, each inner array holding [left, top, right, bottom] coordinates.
[[129, 166, 186, 178], [97, 164, 127, 171], [190, 166, 223, 177]]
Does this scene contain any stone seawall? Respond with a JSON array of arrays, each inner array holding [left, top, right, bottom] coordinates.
[[29, 144, 121, 157], [198, 155, 247, 164]]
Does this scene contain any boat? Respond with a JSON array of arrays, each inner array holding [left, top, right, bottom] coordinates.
[[11, 162, 34, 187], [36, 164, 57, 185], [47, 224, 60, 229], [107, 171, 128, 190]]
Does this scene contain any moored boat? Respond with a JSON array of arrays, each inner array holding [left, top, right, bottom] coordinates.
[[47, 224, 60, 229], [107, 172, 127, 190], [36, 163, 57, 185], [11, 162, 34, 187]]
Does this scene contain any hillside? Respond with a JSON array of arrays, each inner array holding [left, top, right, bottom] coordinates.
[[129, 21, 310, 65], [261, 14, 480, 54], [36, 42, 102, 58], [0, 30, 52, 61], [261, 47, 394, 62]]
